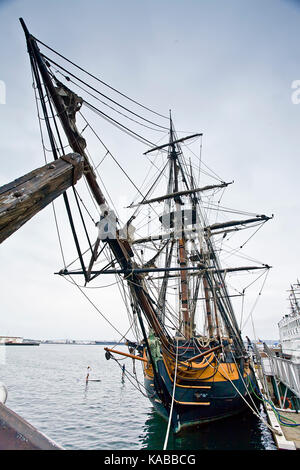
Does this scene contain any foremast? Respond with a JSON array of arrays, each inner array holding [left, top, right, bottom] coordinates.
[[19, 18, 171, 354]]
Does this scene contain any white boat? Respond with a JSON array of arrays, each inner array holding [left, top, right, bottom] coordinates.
[[278, 281, 300, 364]]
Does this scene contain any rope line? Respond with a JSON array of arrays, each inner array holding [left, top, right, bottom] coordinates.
[[36, 46, 169, 120], [204, 354, 281, 436], [163, 338, 179, 449], [246, 376, 300, 427]]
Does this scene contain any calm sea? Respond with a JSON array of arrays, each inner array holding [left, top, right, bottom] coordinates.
[[0, 344, 277, 451]]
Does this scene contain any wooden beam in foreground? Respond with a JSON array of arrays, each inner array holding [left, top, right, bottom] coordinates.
[[0, 153, 84, 244]]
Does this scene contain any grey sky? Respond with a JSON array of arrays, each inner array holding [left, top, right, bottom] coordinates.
[[0, 0, 300, 341]]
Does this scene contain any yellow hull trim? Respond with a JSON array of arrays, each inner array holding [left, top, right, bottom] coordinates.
[[143, 350, 251, 385]]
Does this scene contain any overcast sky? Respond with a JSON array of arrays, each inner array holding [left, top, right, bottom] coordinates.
[[1, 0, 300, 342]]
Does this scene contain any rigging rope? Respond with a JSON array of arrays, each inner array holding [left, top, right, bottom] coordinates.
[[83, 99, 157, 147], [109, 353, 154, 398], [54, 69, 167, 133], [205, 353, 282, 436], [33, 37, 169, 119], [241, 269, 270, 331], [79, 111, 147, 199], [42, 52, 169, 127], [163, 338, 179, 449], [62, 274, 131, 339], [32, 65, 68, 270]]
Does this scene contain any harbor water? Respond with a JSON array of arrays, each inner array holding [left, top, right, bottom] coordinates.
[[0, 344, 277, 450]]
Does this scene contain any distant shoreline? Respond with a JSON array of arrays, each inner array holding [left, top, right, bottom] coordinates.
[[41, 341, 126, 345], [0, 340, 126, 346]]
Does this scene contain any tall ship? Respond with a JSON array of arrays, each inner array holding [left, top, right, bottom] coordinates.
[[0, 19, 273, 434]]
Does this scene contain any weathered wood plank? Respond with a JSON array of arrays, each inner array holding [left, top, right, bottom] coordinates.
[[0, 153, 84, 244], [0, 402, 63, 450]]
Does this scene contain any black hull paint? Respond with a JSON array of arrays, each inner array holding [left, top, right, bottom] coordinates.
[[144, 359, 256, 433]]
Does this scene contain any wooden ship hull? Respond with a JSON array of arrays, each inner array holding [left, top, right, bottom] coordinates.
[[143, 338, 255, 432]]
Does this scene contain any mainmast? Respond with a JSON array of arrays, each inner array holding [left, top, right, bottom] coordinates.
[[168, 117, 192, 338], [166, 117, 222, 342]]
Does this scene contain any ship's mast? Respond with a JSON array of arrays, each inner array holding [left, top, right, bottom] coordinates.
[[19, 18, 173, 351], [289, 282, 300, 314], [168, 117, 192, 338]]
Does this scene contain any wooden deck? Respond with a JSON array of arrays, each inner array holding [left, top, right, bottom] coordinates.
[[254, 363, 300, 450], [278, 410, 300, 450]]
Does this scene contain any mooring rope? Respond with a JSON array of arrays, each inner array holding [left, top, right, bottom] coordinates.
[[163, 338, 179, 450], [205, 354, 283, 436]]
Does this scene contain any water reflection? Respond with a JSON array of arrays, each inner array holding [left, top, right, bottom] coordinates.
[[139, 405, 277, 450], [83, 382, 89, 400]]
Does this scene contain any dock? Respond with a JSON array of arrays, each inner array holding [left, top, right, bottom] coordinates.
[[253, 344, 300, 450]]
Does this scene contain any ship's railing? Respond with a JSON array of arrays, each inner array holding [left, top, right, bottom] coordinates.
[[263, 343, 300, 400]]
